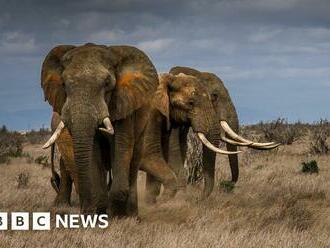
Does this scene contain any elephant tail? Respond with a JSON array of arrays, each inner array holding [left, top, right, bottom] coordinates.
[[50, 143, 61, 194]]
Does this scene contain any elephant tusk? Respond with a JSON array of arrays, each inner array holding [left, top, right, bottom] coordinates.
[[250, 143, 281, 150], [99, 117, 114, 135], [220, 121, 276, 147], [42, 121, 65, 149], [220, 134, 253, 146], [197, 132, 242, 155]]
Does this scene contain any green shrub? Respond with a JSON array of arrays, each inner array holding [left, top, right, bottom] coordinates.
[[0, 126, 23, 163], [301, 160, 319, 174], [35, 155, 49, 167], [22, 152, 34, 164], [219, 180, 235, 193]]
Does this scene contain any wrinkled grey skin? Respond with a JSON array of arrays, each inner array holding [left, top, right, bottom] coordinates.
[[143, 73, 221, 203], [170, 66, 240, 184], [41, 43, 158, 216], [145, 67, 239, 201]]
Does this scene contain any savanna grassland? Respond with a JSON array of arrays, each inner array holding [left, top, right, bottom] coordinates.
[[0, 120, 330, 248]]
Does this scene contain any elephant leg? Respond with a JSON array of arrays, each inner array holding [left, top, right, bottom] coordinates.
[[168, 127, 188, 190], [226, 143, 239, 183], [92, 134, 108, 214], [127, 165, 138, 216], [141, 157, 177, 203], [109, 118, 134, 217], [202, 146, 216, 198], [54, 157, 72, 206], [178, 127, 189, 186], [127, 134, 144, 216], [144, 173, 162, 204]]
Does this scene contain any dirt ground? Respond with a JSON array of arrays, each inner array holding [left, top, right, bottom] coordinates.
[[0, 139, 330, 248]]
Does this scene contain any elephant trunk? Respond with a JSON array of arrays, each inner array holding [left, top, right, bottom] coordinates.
[[70, 110, 97, 213], [201, 125, 221, 198]]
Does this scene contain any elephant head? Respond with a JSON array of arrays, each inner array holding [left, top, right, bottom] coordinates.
[[154, 73, 240, 155], [170, 66, 280, 186], [41, 43, 158, 212]]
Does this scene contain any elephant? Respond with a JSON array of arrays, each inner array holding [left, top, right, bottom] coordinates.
[[41, 43, 158, 216], [145, 67, 280, 201], [141, 73, 241, 203], [48, 72, 239, 206], [49, 112, 79, 206]]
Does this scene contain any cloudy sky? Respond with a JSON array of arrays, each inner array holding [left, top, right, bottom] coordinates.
[[0, 0, 329, 130]]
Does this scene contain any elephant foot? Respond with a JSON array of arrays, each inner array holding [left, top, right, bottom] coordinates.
[[127, 197, 138, 217], [53, 195, 71, 207], [96, 207, 107, 215], [158, 187, 177, 203], [126, 207, 138, 217], [109, 189, 129, 217]]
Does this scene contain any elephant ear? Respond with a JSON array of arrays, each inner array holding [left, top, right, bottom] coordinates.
[[107, 46, 159, 120], [41, 45, 75, 114], [151, 73, 173, 121]]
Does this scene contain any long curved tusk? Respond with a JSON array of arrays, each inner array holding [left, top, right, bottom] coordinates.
[[250, 143, 281, 150], [197, 132, 242, 155], [220, 135, 253, 146], [99, 117, 114, 135], [220, 121, 276, 147], [42, 121, 65, 149]]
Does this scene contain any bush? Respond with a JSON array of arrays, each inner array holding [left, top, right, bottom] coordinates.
[[16, 172, 29, 189], [0, 125, 23, 163], [258, 118, 306, 145], [22, 152, 34, 164], [25, 128, 51, 144], [310, 119, 329, 155], [301, 160, 319, 174], [35, 155, 50, 167], [218, 180, 235, 193]]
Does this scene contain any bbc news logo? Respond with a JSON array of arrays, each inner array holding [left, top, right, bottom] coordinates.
[[0, 212, 109, 230]]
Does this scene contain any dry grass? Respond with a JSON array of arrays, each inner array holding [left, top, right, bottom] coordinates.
[[1, 133, 330, 247]]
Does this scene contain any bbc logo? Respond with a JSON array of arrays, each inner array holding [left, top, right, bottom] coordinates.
[[0, 212, 50, 231]]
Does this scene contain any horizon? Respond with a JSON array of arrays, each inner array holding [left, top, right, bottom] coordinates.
[[1, 0, 329, 130]]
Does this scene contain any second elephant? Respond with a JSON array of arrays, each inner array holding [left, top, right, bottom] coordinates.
[[141, 73, 241, 203], [145, 67, 280, 201]]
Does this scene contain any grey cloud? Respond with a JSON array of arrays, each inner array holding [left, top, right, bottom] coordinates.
[[0, 0, 329, 129], [0, 31, 38, 56]]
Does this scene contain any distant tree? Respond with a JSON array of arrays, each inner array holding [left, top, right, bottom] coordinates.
[[0, 125, 7, 133]]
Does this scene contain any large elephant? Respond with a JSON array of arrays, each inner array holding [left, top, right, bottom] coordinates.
[[41, 43, 158, 216], [145, 67, 280, 201], [141, 73, 241, 203]]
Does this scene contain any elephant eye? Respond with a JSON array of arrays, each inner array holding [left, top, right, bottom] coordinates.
[[211, 93, 218, 102], [104, 73, 116, 89], [187, 99, 194, 107]]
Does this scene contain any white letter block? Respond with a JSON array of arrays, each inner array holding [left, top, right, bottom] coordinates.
[[11, 212, 29, 230], [33, 212, 50, 230], [0, 213, 8, 230]]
